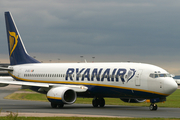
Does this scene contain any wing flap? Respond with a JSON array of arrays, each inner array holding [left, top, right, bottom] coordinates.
[[49, 84, 88, 92]]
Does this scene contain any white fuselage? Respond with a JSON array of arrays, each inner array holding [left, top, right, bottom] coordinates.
[[8, 62, 177, 98]]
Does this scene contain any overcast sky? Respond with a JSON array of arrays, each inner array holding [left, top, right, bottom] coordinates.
[[0, 0, 180, 74]]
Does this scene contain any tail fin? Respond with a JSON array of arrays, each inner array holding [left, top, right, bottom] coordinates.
[[4, 11, 40, 65]]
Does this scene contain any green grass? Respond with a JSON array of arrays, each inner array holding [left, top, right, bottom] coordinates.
[[5, 93, 48, 102], [4, 89, 180, 108]]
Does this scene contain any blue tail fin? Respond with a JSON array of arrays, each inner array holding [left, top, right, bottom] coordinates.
[[4, 11, 40, 65]]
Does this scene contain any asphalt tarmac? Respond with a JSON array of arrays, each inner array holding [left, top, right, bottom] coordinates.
[[0, 85, 180, 118]]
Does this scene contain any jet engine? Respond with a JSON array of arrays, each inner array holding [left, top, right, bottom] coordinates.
[[47, 87, 77, 104], [120, 98, 146, 103]]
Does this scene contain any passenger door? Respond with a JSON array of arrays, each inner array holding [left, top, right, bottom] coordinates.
[[135, 69, 143, 86]]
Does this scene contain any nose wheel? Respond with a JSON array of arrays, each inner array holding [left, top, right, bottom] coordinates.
[[149, 103, 158, 111]]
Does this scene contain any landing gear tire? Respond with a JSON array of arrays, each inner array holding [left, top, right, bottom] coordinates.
[[99, 98, 105, 107], [92, 98, 105, 108], [51, 102, 64, 108], [57, 103, 64, 108], [51, 102, 57, 108], [92, 98, 99, 107], [149, 103, 158, 111]]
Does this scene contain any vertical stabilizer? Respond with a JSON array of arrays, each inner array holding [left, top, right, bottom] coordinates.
[[4, 11, 40, 65]]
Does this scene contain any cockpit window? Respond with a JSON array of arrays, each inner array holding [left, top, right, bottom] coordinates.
[[159, 74, 166, 77], [166, 74, 171, 77], [149, 73, 171, 78], [149, 74, 154, 78], [155, 74, 159, 78]]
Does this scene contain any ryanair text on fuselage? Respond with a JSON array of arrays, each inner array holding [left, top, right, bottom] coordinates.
[[66, 68, 136, 83]]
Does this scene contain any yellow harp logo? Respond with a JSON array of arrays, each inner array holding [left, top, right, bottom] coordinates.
[[9, 31, 18, 57]]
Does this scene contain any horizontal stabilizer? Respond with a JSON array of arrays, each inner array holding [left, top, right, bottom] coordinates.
[[0, 67, 13, 71]]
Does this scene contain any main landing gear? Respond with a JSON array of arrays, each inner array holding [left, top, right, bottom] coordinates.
[[51, 102, 64, 108], [92, 97, 105, 107], [149, 103, 158, 111]]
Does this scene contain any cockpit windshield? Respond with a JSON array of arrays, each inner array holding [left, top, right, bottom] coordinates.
[[149, 73, 171, 78]]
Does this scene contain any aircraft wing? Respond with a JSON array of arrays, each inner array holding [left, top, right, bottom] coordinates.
[[49, 84, 88, 92], [0, 76, 88, 92]]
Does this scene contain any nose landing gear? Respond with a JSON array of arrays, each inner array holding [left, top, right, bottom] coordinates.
[[149, 97, 166, 111]]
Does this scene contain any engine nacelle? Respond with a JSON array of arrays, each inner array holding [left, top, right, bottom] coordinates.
[[0, 83, 9, 87], [47, 87, 77, 104], [120, 98, 146, 103]]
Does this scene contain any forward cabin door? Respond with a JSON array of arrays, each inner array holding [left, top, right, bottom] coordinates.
[[135, 69, 143, 86]]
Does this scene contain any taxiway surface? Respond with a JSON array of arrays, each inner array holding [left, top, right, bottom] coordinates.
[[0, 85, 180, 118]]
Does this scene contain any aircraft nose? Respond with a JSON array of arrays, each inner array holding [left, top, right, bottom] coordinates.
[[164, 78, 178, 95]]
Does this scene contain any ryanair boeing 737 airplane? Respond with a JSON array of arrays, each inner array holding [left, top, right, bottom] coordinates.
[[0, 11, 177, 111]]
